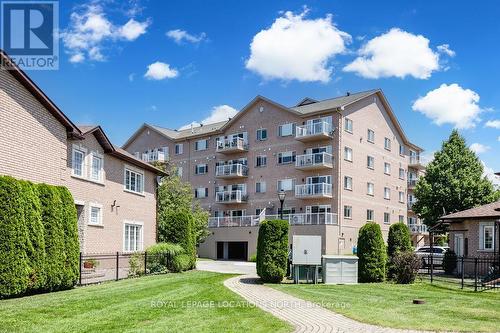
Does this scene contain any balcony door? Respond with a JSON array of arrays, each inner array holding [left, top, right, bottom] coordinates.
[[306, 175, 331, 184]]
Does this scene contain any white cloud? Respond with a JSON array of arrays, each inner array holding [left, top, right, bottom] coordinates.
[[412, 83, 483, 129], [144, 61, 179, 80], [245, 7, 351, 82], [437, 44, 456, 57], [343, 28, 447, 79], [469, 143, 490, 154], [166, 29, 207, 44], [128, 73, 135, 82], [179, 105, 237, 130], [498, 136, 500, 142], [481, 161, 500, 189], [61, 4, 150, 62], [485, 119, 500, 129], [420, 151, 435, 166]]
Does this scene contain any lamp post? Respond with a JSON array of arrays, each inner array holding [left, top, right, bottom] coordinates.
[[278, 190, 286, 220]]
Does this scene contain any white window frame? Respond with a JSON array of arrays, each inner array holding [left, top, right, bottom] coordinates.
[[124, 166, 145, 194], [367, 182, 374, 196], [195, 164, 208, 175], [367, 129, 375, 143], [71, 145, 87, 178], [384, 212, 391, 224], [384, 162, 391, 175], [195, 139, 208, 151], [256, 155, 267, 167], [88, 203, 103, 226], [344, 205, 352, 219], [344, 176, 353, 191], [90, 151, 104, 182], [480, 222, 495, 251], [256, 181, 266, 193], [256, 128, 268, 141], [344, 118, 353, 133], [367, 209, 374, 222], [175, 143, 183, 155], [278, 151, 296, 165], [123, 221, 144, 253], [399, 191, 405, 203], [384, 137, 391, 151], [344, 146, 353, 162], [278, 123, 295, 137], [384, 187, 391, 200], [195, 187, 208, 198], [399, 168, 405, 180], [277, 179, 294, 192], [367, 155, 374, 169]]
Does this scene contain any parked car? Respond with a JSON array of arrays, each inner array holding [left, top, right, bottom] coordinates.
[[415, 246, 450, 267]]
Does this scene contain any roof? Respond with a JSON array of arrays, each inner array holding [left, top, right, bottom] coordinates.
[[1, 50, 81, 137], [291, 90, 378, 114], [441, 201, 500, 221], [76, 125, 166, 175]]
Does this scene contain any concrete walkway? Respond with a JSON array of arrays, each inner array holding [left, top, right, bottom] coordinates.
[[224, 274, 432, 333], [196, 259, 256, 275]]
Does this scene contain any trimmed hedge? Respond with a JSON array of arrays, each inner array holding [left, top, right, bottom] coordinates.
[[357, 222, 387, 283], [387, 222, 412, 279], [162, 210, 196, 269], [256, 220, 289, 283], [146, 242, 185, 273]]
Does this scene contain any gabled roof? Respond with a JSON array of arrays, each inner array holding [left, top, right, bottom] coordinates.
[[295, 97, 318, 107], [441, 201, 500, 221], [1, 50, 81, 138], [292, 90, 378, 115]]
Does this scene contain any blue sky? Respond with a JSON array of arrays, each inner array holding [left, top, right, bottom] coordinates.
[[27, 0, 500, 179]]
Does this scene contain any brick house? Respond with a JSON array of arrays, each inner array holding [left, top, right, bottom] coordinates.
[[0, 50, 164, 254]]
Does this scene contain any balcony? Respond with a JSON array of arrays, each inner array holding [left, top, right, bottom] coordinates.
[[295, 152, 333, 171], [216, 137, 248, 154], [140, 151, 167, 162], [295, 122, 333, 142], [408, 157, 425, 170], [215, 190, 248, 204], [408, 201, 416, 211], [408, 179, 417, 189], [408, 223, 428, 234], [215, 164, 248, 179], [295, 183, 333, 199], [208, 212, 338, 228]]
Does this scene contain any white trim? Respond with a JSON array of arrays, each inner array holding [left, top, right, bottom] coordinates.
[[479, 221, 495, 251], [71, 145, 87, 178], [88, 202, 103, 226], [74, 199, 85, 206], [90, 150, 105, 183], [123, 220, 144, 253], [123, 165, 145, 195]]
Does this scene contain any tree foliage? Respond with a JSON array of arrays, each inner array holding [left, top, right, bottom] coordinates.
[[256, 220, 289, 283], [414, 130, 499, 227], [357, 223, 386, 283], [387, 223, 412, 257]]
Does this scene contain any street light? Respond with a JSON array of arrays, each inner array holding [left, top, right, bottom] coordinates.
[[278, 190, 286, 220]]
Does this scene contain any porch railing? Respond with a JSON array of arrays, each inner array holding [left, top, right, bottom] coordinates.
[[215, 164, 249, 177], [295, 183, 332, 198], [295, 121, 332, 139], [295, 152, 333, 168]]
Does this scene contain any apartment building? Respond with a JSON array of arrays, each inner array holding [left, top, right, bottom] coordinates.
[[0, 50, 163, 254], [124, 90, 426, 260]]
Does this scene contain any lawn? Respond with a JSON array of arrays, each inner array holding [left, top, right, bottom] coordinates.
[[272, 281, 500, 332], [0, 271, 291, 333]]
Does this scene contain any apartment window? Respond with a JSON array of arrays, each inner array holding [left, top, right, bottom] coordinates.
[[124, 168, 144, 194], [384, 162, 391, 175], [408, 216, 417, 225], [399, 168, 405, 180], [256, 155, 267, 167], [367, 209, 374, 221], [367, 182, 374, 196], [91, 154, 103, 181], [344, 118, 353, 133], [344, 176, 353, 190], [124, 223, 143, 252], [344, 205, 352, 219], [278, 151, 296, 165], [384, 212, 390, 224], [195, 139, 208, 151], [384, 187, 391, 200], [481, 223, 495, 250], [367, 156, 374, 169], [399, 215, 404, 223], [399, 144, 404, 156], [256, 181, 266, 193], [384, 137, 391, 151], [72, 148, 85, 177], [194, 188, 209, 198], [399, 191, 405, 203], [89, 204, 102, 225], [278, 123, 295, 137], [195, 164, 208, 175], [176, 166, 183, 178], [256, 128, 268, 141], [277, 179, 294, 192], [175, 143, 183, 155], [367, 129, 375, 143], [344, 147, 353, 162]]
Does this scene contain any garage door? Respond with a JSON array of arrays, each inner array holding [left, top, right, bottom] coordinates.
[[216, 241, 248, 261]]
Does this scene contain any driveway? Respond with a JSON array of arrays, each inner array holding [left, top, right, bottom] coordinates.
[[196, 259, 256, 275]]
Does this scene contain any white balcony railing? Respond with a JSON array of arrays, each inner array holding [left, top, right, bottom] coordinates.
[[208, 212, 338, 228], [295, 183, 332, 198], [295, 121, 333, 140], [295, 152, 333, 169], [408, 223, 428, 234], [408, 201, 416, 210], [408, 179, 417, 187], [215, 164, 248, 178], [215, 190, 248, 203], [140, 150, 167, 162], [216, 137, 248, 153]]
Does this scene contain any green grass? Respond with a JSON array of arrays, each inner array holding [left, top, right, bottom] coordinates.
[[0, 271, 291, 333], [272, 281, 500, 332]]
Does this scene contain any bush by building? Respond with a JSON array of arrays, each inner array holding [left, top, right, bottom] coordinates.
[[160, 210, 196, 269], [357, 222, 387, 282], [256, 220, 289, 283], [390, 251, 421, 284], [146, 242, 185, 273], [387, 222, 412, 279]]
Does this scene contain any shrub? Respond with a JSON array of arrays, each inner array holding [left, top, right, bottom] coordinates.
[[37, 184, 66, 291], [391, 251, 421, 284], [0, 176, 30, 298], [161, 210, 196, 269], [387, 222, 412, 279], [146, 242, 185, 274], [18, 180, 46, 291], [443, 250, 458, 274], [357, 222, 386, 282], [171, 254, 192, 272], [57, 187, 80, 289], [256, 220, 288, 283], [128, 253, 144, 277], [249, 253, 257, 262]]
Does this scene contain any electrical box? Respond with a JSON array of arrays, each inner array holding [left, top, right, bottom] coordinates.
[[322, 255, 358, 284], [292, 235, 322, 265]]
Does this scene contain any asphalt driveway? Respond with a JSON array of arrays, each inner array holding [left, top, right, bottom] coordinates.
[[196, 259, 256, 275]]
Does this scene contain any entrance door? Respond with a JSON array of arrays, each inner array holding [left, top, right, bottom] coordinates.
[[454, 234, 464, 256]]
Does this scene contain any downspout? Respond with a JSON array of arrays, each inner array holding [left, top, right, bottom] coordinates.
[[335, 107, 343, 249]]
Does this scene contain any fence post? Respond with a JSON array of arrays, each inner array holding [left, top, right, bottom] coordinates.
[[144, 251, 147, 275], [474, 257, 478, 292], [460, 256, 464, 289], [430, 255, 433, 283], [116, 251, 119, 281], [79, 252, 82, 285]]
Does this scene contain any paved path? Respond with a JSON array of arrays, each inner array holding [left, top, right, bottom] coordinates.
[[224, 275, 432, 333], [196, 259, 256, 275]]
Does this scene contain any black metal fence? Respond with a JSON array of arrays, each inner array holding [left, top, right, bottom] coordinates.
[[419, 255, 500, 291], [78, 252, 174, 285]]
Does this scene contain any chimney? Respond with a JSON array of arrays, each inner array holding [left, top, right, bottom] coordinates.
[[346, 91, 351, 96]]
